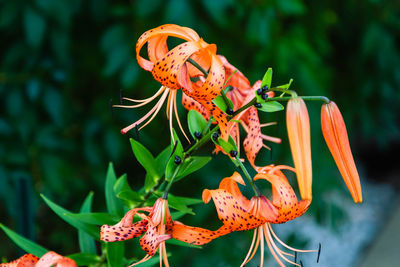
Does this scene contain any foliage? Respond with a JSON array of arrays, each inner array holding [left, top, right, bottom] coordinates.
[[0, 0, 399, 265]]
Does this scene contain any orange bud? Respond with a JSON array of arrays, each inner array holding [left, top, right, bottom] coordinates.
[[286, 97, 312, 200], [321, 101, 362, 203]]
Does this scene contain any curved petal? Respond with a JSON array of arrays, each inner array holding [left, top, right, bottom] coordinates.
[[182, 92, 210, 119], [101, 220, 148, 242], [254, 173, 310, 223], [136, 24, 200, 71], [219, 55, 250, 92], [152, 41, 202, 90], [147, 35, 169, 63], [171, 222, 218, 245]]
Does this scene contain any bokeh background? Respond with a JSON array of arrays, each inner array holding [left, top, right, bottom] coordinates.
[[1, 0, 399, 266]]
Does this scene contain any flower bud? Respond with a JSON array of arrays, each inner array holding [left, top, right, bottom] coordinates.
[[286, 97, 312, 200], [321, 101, 362, 203]]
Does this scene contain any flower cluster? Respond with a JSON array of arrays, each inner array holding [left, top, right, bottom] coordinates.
[[0, 251, 77, 267], [104, 24, 363, 266]]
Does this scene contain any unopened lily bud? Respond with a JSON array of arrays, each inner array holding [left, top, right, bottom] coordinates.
[[286, 97, 312, 200], [321, 101, 362, 203]]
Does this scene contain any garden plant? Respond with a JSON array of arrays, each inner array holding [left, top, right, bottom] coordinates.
[[1, 24, 363, 267]]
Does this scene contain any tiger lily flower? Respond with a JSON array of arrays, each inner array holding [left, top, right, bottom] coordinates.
[[0, 251, 77, 267], [198, 170, 315, 267], [286, 97, 312, 200], [117, 24, 230, 141], [321, 101, 362, 203], [101, 198, 172, 266], [101, 197, 216, 266]]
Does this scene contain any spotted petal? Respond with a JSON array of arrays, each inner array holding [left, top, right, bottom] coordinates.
[[0, 254, 39, 267]]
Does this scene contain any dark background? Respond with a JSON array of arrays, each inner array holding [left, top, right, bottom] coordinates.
[[1, 0, 399, 265]]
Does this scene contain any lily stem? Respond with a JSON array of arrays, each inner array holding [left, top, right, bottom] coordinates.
[[187, 58, 208, 78], [235, 156, 260, 196], [162, 164, 182, 199], [268, 87, 298, 97]]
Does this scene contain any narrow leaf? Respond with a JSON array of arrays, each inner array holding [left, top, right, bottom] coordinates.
[[65, 212, 119, 226], [261, 68, 273, 89], [130, 138, 159, 180], [175, 156, 211, 181], [106, 242, 125, 267], [41, 194, 99, 239], [78, 192, 96, 254], [105, 163, 124, 217], [0, 223, 48, 257]]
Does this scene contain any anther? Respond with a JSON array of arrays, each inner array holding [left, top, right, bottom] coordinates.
[[212, 132, 219, 141], [174, 156, 181, 165], [295, 251, 297, 263], [300, 260, 304, 267], [317, 243, 321, 263], [194, 131, 202, 139], [119, 89, 123, 104], [229, 150, 238, 157], [254, 103, 262, 108], [226, 107, 234, 115], [170, 142, 178, 156]]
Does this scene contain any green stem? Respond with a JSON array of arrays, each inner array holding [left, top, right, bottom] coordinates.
[[233, 98, 257, 115], [263, 95, 330, 103], [187, 58, 208, 78], [162, 164, 182, 199], [235, 156, 260, 196]]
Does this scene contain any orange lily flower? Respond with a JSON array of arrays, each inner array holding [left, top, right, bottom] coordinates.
[[195, 170, 315, 267], [101, 197, 216, 266], [117, 24, 229, 141], [0, 251, 77, 267], [321, 101, 362, 203], [286, 97, 312, 200]]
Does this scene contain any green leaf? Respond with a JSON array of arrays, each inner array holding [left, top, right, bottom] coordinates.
[[113, 174, 130, 194], [214, 137, 236, 154], [106, 242, 125, 267], [261, 68, 273, 89], [117, 190, 144, 207], [78, 192, 96, 254], [130, 139, 159, 181], [167, 194, 203, 215], [24, 7, 46, 47], [65, 212, 119, 226], [212, 95, 233, 114], [187, 110, 208, 139], [258, 101, 284, 112], [105, 163, 124, 217], [144, 146, 170, 191], [41, 194, 99, 239], [175, 156, 211, 182], [67, 253, 101, 266], [0, 223, 48, 257]]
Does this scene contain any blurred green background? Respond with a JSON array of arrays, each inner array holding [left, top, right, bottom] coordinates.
[[1, 0, 399, 266]]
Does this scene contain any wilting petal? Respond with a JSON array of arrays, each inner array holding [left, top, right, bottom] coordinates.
[[286, 97, 312, 200], [0, 254, 39, 267], [321, 101, 362, 203]]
